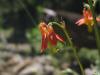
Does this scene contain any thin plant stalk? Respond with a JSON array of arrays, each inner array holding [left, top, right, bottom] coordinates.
[[49, 22, 85, 75], [88, 0, 100, 69], [63, 28, 85, 75]]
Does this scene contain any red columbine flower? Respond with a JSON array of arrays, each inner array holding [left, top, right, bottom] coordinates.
[[39, 22, 64, 53], [39, 22, 48, 52], [76, 8, 100, 32]]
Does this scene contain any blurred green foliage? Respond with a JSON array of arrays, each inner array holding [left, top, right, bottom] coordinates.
[[26, 27, 41, 52], [79, 48, 99, 65]]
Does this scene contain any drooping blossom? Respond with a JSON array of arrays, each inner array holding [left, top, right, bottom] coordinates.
[[39, 22, 64, 53], [76, 8, 100, 32]]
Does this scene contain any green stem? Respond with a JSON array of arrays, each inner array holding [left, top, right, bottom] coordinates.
[[49, 22, 85, 75], [88, 0, 100, 69], [63, 27, 85, 75]]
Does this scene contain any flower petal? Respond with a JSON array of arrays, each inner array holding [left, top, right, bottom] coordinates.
[[39, 22, 48, 34], [48, 33, 57, 46], [75, 18, 85, 26], [96, 17, 100, 22], [55, 34, 64, 42], [41, 33, 48, 53], [48, 26, 57, 46]]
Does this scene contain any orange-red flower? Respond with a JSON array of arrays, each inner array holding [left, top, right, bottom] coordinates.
[[39, 22, 64, 53], [76, 8, 100, 32]]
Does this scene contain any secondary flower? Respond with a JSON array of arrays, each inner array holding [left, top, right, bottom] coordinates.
[[39, 22, 64, 53], [75, 8, 100, 32]]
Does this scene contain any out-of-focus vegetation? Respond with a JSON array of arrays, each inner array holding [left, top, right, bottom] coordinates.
[[0, 0, 100, 75]]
